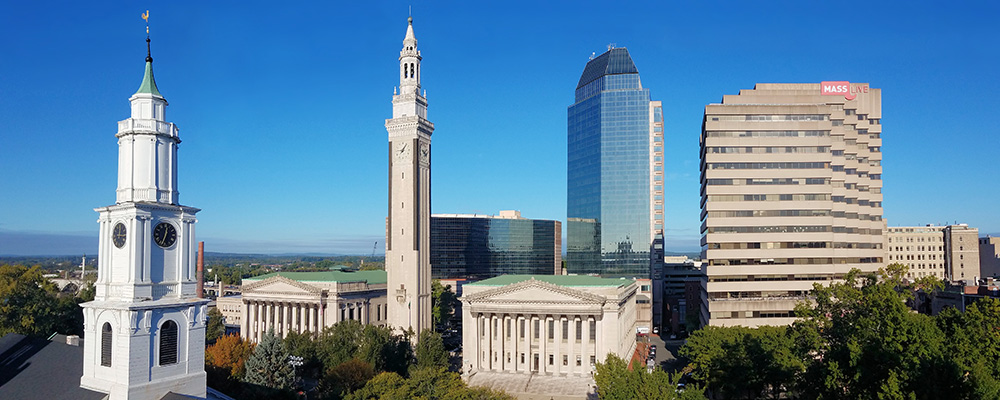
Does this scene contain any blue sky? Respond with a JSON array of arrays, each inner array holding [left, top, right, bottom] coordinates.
[[1, 1, 998, 256]]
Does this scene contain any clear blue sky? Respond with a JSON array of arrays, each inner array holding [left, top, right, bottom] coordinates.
[[1, 1, 998, 256]]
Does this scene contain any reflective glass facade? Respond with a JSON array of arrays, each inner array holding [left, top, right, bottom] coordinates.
[[430, 214, 561, 281], [567, 48, 653, 277]]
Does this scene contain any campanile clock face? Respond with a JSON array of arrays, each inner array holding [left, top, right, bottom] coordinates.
[[112, 223, 127, 248], [153, 222, 177, 248]]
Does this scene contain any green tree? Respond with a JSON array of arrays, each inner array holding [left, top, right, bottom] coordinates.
[[0, 265, 64, 337], [345, 367, 515, 400], [243, 328, 295, 391], [793, 264, 954, 400], [319, 358, 376, 399], [357, 324, 412, 376], [431, 280, 457, 329], [415, 329, 449, 370], [318, 320, 364, 369], [594, 353, 706, 400], [936, 297, 1000, 399], [206, 307, 225, 342]]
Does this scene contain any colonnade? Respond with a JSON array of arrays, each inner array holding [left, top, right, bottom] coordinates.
[[338, 301, 372, 324], [242, 300, 324, 342], [473, 312, 598, 375]]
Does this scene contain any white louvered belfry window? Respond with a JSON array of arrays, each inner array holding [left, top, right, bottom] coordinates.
[[159, 320, 178, 365], [101, 322, 112, 367]]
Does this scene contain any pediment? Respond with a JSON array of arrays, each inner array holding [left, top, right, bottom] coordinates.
[[464, 279, 605, 305], [243, 275, 321, 295]]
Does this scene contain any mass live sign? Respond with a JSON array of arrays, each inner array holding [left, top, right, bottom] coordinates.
[[821, 81, 869, 100]]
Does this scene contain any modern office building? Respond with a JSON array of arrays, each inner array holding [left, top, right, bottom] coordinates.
[[430, 211, 561, 281], [700, 83, 884, 327], [887, 224, 979, 281], [567, 47, 661, 277], [981, 236, 1000, 278]]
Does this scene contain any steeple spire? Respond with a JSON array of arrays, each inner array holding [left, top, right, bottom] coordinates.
[[136, 11, 161, 97]]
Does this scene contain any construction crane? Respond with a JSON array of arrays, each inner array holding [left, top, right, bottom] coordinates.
[[361, 241, 378, 268]]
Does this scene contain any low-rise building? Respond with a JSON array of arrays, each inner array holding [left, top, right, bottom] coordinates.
[[216, 295, 243, 329], [887, 224, 979, 282], [460, 275, 637, 380], [980, 236, 1000, 278], [238, 270, 387, 342]]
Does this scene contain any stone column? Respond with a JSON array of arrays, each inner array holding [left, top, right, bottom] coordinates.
[[554, 316, 562, 374], [474, 314, 482, 371], [240, 299, 249, 341], [569, 317, 579, 374], [255, 301, 263, 342], [540, 316, 547, 374], [486, 313, 494, 370], [284, 303, 292, 336], [307, 303, 314, 334], [263, 302, 271, 336]]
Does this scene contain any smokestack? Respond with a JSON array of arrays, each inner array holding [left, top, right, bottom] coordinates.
[[197, 241, 205, 298]]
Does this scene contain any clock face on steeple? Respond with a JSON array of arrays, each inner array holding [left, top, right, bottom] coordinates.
[[112, 223, 127, 248], [153, 222, 177, 248]]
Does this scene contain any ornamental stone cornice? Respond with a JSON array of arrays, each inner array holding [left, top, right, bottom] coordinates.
[[242, 275, 324, 295], [462, 278, 608, 306]]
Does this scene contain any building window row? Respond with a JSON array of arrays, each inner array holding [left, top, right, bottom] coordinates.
[[709, 290, 808, 300], [711, 310, 796, 319], [707, 146, 830, 154], [708, 114, 829, 122], [706, 210, 831, 218], [709, 273, 847, 282], [708, 241, 883, 250], [708, 257, 882, 266], [704, 130, 829, 138], [705, 178, 830, 186], [708, 162, 829, 170], [707, 194, 832, 202]]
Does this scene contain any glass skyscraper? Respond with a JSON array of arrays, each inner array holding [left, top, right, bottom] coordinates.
[[430, 211, 562, 281], [567, 47, 660, 277]]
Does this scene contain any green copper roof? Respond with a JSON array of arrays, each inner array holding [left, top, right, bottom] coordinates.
[[243, 270, 387, 285], [466, 274, 628, 287], [135, 60, 161, 96]]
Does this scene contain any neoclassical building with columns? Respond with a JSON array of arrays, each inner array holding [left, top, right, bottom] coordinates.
[[460, 275, 638, 378], [238, 270, 387, 342]]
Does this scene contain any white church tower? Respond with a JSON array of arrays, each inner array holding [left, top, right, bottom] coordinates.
[[385, 16, 434, 337], [80, 32, 209, 400]]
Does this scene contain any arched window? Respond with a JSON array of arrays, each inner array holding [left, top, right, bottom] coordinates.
[[101, 322, 112, 367], [159, 320, 178, 365]]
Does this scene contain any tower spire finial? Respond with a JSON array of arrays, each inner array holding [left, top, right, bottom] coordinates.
[[142, 10, 152, 62]]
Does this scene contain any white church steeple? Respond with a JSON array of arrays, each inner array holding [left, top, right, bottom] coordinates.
[[81, 21, 208, 400], [117, 36, 180, 205]]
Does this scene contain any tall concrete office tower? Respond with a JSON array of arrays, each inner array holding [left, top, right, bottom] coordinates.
[[567, 47, 662, 277], [80, 34, 209, 399], [700, 83, 884, 327], [385, 17, 433, 336]]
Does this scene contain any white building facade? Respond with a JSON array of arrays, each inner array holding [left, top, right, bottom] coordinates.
[[460, 275, 637, 377], [80, 37, 210, 400], [238, 271, 388, 342], [385, 17, 434, 336]]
